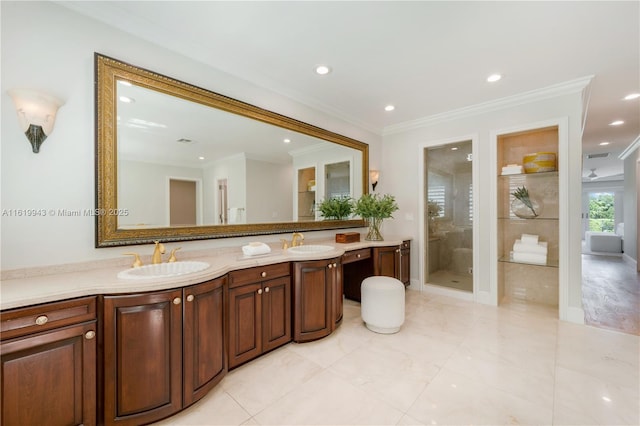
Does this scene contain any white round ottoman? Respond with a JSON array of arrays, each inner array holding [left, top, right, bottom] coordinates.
[[361, 276, 405, 334]]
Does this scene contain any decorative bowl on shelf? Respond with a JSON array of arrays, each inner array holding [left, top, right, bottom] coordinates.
[[523, 152, 556, 173]]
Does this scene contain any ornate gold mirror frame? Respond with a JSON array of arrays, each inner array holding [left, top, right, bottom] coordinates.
[[95, 53, 368, 247]]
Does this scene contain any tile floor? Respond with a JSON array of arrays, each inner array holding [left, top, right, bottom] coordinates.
[[155, 291, 639, 425]]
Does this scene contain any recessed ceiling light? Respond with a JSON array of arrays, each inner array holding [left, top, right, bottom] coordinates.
[[198, 156, 205, 160], [609, 120, 624, 126], [283, 138, 291, 143], [119, 96, 135, 103], [624, 93, 640, 100], [487, 74, 502, 83], [599, 141, 610, 146], [451, 147, 458, 151], [384, 105, 395, 112], [315, 65, 331, 75]]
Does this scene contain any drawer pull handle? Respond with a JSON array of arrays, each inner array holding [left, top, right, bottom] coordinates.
[[261, 272, 267, 278], [257, 288, 263, 295], [186, 294, 195, 302], [85, 331, 96, 340], [356, 254, 361, 258], [173, 297, 181, 305], [328, 264, 332, 269], [264, 287, 270, 293], [333, 263, 337, 267], [35, 315, 48, 326]]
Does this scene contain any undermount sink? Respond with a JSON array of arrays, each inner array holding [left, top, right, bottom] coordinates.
[[118, 261, 210, 280], [287, 245, 335, 255]]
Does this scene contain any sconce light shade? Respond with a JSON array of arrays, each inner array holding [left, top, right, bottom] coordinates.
[[369, 169, 380, 191], [8, 88, 63, 153]]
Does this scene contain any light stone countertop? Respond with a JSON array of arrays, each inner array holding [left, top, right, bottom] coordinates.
[[0, 236, 409, 311]]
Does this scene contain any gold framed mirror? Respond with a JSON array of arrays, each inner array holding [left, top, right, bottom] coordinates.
[[95, 53, 368, 247]]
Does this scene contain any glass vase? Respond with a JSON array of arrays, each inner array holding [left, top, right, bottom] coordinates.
[[511, 197, 542, 219], [365, 217, 384, 241]]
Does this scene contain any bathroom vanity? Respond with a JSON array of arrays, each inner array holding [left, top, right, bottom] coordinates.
[[0, 237, 410, 426]]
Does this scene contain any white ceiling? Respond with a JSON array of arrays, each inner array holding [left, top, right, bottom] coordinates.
[[60, 1, 639, 181]]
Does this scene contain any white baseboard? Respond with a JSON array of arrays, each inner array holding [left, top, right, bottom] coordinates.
[[622, 253, 637, 268], [564, 306, 585, 325], [422, 283, 474, 301]]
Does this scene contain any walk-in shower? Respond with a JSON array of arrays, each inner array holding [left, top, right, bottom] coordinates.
[[425, 141, 473, 292]]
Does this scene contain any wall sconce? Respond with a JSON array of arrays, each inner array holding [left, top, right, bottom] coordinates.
[[8, 88, 64, 153], [369, 170, 380, 191]]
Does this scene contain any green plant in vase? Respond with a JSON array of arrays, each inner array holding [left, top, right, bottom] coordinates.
[[317, 197, 354, 220], [353, 193, 399, 241]]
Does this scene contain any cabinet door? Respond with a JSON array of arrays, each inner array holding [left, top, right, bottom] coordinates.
[[373, 246, 400, 279], [227, 283, 262, 369], [293, 259, 333, 342], [400, 241, 411, 286], [331, 259, 343, 329], [261, 276, 292, 352], [1, 322, 97, 426], [102, 290, 183, 426], [183, 277, 227, 406]]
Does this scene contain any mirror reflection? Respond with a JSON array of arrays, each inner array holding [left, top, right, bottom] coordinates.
[[95, 53, 368, 246]]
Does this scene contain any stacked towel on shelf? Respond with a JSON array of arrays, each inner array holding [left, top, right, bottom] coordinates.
[[511, 233, 547, 265], [501, 164, 523, 175], [242, 242, 271, 256]]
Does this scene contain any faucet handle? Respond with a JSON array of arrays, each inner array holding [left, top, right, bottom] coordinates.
[[280, 238, 289, 250], [123, 252, 143, 268], [168, 247, 182, 263]]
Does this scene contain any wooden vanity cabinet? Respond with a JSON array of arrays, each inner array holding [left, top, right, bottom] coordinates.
[[342, 248, 372, 302], [1, 296, 97, 426], [373, 245, 401, 278], [227, 263, 291, 369], [183, 277, 227, 406], [101, 276, 227, 425], [400, 240, 411, 287], [292, 257, 341, 342]]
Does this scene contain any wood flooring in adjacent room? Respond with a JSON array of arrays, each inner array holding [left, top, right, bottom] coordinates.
[[582, 253, 640, 336]]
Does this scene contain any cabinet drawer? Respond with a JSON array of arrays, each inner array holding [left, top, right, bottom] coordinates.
[[341, 248, 371, 264], [228, 262, 290, 288], [1, 296, 97, 341]]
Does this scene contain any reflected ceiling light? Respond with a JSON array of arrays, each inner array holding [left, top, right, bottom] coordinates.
[[283, 138, 291, 143], [198, 156, 205, 160], [314, 65, 331, 75], [8, 88, 64, 153], [118, 80, 132, 87], [609, 120, 624, 126], [119, 96, 135, 103], [487, 73, 502, 82], [624, 93, 640, 100], [384, 105, 395, 112], [451, 147, 458, 151], [599, 141, 610, 146], [602, 396, 612, 402], [588, 169, 598, 180]]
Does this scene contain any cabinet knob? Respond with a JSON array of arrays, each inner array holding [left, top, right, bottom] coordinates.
[[356, 254, 361, 258], [173, 297, 181, 305], [396, 249, 400, 253], [85, 330, 96, 340], [328, 263, 332, 269], [35, 315, 48, 326], [186, 294, 195, 302], [257, 288, 263, 295], [264, 287, 270, 293], [261, 271, 267, 278], [333, 263, 337, 267]]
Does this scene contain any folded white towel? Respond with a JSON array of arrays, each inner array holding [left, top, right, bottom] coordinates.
[[242, 242, 271, 256], [501, 165, 523, 175], [512, 251, 547, 265], [520, 234, 539, 244], [513, 240, 548, 255]]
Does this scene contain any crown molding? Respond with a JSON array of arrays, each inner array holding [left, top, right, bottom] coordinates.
[[383, 76, 594, 136], [619, 134, 640, 160]]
